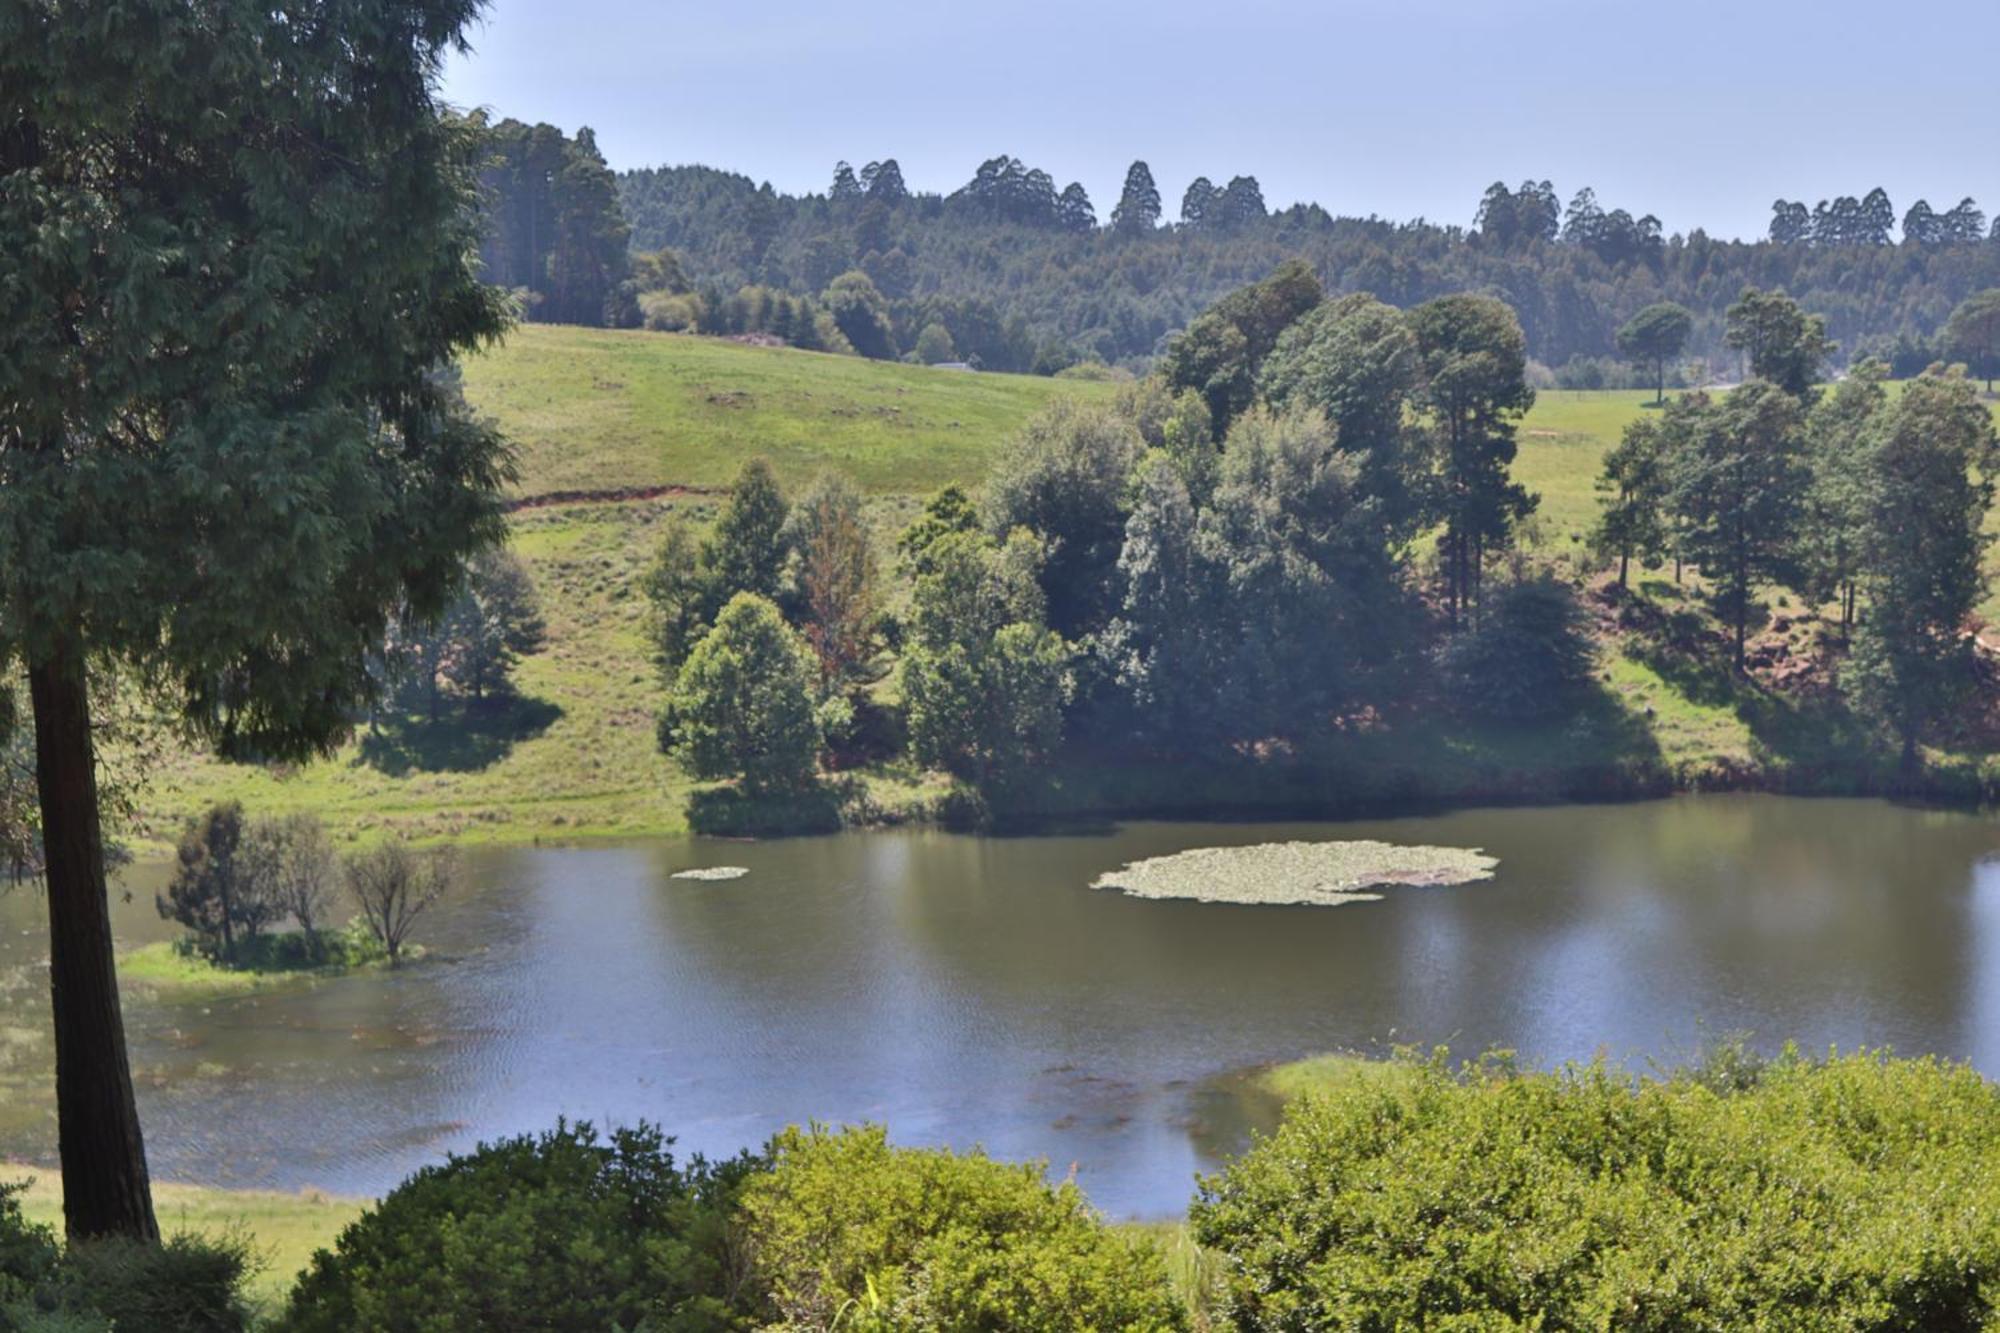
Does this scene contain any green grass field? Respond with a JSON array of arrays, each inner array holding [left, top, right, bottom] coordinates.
[[132, 328, 2000, 851], [464, 325, 1118, 497]]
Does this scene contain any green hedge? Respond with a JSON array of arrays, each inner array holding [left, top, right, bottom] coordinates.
[[741, 1125, 1186, 1331], [1192, 1050, 2000, 1330]]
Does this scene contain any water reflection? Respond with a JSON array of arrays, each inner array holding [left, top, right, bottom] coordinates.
[[0, 795, 1996, 1215]]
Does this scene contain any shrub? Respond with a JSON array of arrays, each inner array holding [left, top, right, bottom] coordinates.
[[662, 593, 823, 793], [741, 1124, 1185, 1331], [1192, 1050, 2000, 1330], [198, 920, 385, 973], [0, 1182, 58, 1307], [44, 1235, 254, 1332], [0, 1187, 252, 1333], [276, 1122, 753, 1332], [1436, 576, 1596, 723]]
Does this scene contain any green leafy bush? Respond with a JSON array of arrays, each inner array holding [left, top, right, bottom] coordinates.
[[37, 1235, 253, 1332], [1192, 1050, 2000, 1330], [0, 1182, 58, 1309], [0, 1185, 251, 1333], [741, 1124, 1185, 1331], [276, 1122, 753, 1332], [174, 920, 386, 974], [1436, 576, 1596, 723], [662, 592, 823, 793]]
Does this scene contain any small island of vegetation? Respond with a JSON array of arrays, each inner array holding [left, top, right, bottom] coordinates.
[[1092, 840, 1498, 906], [126, 803, 458, 998]]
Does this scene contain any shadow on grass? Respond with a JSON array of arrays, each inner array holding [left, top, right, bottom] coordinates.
[[356, 694, 563, 776], [1618, 586, 1888, 784]]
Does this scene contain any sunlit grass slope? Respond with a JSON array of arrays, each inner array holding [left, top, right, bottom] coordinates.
[[462, 325, 1118, 497]]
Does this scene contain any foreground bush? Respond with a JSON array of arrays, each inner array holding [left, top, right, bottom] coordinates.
[[741, 1124, 1185, 1331], [1192, 1050, 2000, 1330], [277, 1122, 752, 1332], [0, 1183, 251, 1332]]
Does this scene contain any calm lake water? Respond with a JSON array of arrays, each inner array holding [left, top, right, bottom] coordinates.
[[4, 794, 2000, 1216]]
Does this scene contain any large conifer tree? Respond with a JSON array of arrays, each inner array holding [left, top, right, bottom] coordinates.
[[0, 0, 512, 1239]]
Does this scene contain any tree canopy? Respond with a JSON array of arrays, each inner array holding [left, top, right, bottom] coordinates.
[[0, 0, 511, 1240]]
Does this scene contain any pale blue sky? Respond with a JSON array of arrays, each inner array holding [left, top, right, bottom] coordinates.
[[442, 0, 1999, 241]]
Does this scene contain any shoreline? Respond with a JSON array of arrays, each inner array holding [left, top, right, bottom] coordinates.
[[120, 752, 2000, 862]]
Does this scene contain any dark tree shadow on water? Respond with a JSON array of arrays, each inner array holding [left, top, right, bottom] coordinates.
[[356, 695, 562, 776]]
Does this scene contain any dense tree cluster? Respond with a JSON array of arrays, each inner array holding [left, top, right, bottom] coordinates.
[[477, 119, 632, 325], [598, 157, 2000, 374], [1591, 289, 1998, 763], [648, 275, 2000, 817], [649, 271, 1574, 814], [159, 804, 451, 968], [1770, 188, 1989, 248], [647, 461, 883, 791]]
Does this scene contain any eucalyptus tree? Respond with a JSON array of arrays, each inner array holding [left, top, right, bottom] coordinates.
[[1101, 456, 1218, 747], [1196, 406, 1403, 738], [1110, 162, 1162, 235], [1664, 384, 1810, 669], [1943, 289, 2000, 392], [982, 399, 1144, 640], [1409, 294, 1538, 628], [1259, 293, 1424, 539], [1845, 370, 1998, 766], [1724, 288, 1834, 398], [0, 0, 510, 1239], [900, 531, 1068, 789]]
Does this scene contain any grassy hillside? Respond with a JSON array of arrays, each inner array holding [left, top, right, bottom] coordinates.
[[130, 330, 2000, 851], [463, 325, 1118, 497], [135, 330, 1101, 850]]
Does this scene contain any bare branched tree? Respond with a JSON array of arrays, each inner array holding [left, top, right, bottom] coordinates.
[[345, 841, 456, 965]]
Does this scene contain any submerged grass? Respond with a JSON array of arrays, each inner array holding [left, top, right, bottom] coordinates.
[[117, 929, 396, 1002], [1093, 840, 1498, 907]]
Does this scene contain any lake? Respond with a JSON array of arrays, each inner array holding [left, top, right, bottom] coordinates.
[[3, 794, 1999, 1217]]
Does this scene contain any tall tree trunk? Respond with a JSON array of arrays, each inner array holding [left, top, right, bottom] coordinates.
[[27, 649, 159, 1243], [1448, 520, 1464, 632], [1619, 548, 1629, 589]]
